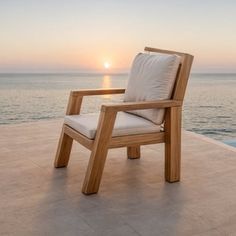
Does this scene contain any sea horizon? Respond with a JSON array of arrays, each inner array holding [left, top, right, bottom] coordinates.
[[0, 72, 235, 148], [1, 72, 236, 75]]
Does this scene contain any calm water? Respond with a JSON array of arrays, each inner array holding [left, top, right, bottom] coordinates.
[[0, 73, 235, 147]]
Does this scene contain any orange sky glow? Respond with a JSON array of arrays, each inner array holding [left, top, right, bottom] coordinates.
[[0, 1, 236, 73]]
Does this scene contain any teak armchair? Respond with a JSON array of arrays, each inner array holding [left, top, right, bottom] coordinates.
[[54, 47, 194, 195]]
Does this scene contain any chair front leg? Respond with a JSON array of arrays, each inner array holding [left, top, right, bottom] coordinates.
[[82, 109, 117, 195], [54, 124, 73, 168], [54, 92, 83, 168], [164, 106, 182, 182], [127, 146, 141, 159]]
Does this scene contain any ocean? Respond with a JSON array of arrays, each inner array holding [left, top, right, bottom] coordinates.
[[0, 73, 235, 147]]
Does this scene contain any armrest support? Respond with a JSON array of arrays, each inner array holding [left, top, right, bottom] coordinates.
[[101, 100, 182, 112]]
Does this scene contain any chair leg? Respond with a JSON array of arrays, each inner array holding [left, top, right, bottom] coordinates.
[[54, 125, 73, 168], [82, 109, 117, 195], [127, 146, 140, 159], [165, 107, 181, 182], [82, 146, 109, 195]]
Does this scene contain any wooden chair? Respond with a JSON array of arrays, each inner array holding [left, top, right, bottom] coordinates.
[[54, 47, 194, 195]]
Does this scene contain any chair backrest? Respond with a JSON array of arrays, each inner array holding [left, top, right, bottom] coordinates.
[[144, 47, 194, 102], [124, 47, 194, 125]]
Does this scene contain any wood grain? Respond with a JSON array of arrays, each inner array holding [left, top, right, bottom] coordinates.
[[54, 125, 73, 168], [102, 100, 182, 112], [145, 46, 191, 57], [127, 146, 141, 159], [64, 125, 93, 150], [66, 92, 83, 115], [109, 132, 165, 148], [164, 107, 182, 182], [71, 88, 125, 97], [82, 109, 117, 195]]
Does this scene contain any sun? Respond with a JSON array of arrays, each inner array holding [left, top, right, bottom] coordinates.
[[104, 62, 111, 69]]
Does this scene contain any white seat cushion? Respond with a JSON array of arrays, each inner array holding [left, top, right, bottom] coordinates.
[[64, 112, 161, 139], [124, 52, 181, 124]]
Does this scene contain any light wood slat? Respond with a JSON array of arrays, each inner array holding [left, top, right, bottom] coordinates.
[[145, 46, 192, 57], [109, 132, 165, 148], [71, 88, 125, 97], [102, 100, 182, 112], [64, 125, 94, 150]]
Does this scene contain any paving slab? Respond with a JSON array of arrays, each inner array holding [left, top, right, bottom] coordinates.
[[0, 119, 236, 236]]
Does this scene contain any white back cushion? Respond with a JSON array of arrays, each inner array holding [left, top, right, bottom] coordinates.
[[124, 53, 181, 124]]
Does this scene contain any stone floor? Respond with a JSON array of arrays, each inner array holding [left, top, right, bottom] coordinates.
[[0, 119, 236, 236]]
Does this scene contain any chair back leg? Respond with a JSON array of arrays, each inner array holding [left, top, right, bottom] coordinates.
[[164, 107, 181, 182], [54, 125, 73, 168], [127, 146, 141, 159]]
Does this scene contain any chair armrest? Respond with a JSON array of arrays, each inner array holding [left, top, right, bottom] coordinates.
[[101, 100, 182, 112], [70, 88, 125, 97], [66, 88, 125, 115]]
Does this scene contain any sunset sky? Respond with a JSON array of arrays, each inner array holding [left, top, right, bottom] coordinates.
[[0, 0, 236, 73]]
